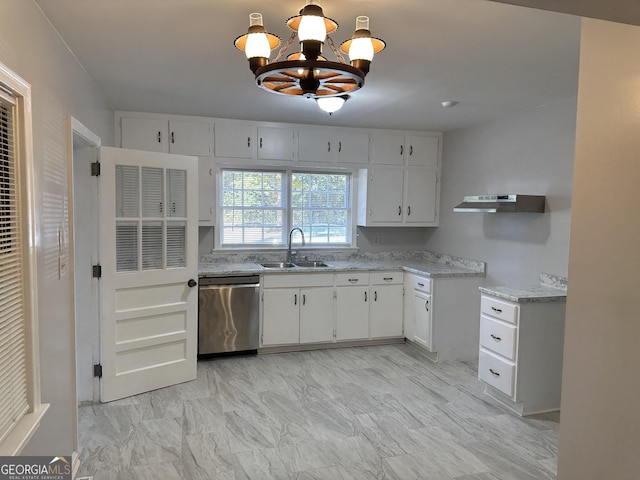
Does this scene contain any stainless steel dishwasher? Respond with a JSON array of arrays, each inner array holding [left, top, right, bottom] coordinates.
[[198, 275, 260, 356]]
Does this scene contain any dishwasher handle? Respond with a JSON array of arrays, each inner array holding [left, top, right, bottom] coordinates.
[[199, 283, 260, 291]]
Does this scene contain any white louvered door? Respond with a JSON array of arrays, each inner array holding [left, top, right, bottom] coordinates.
[[99, 146, 198, 402]]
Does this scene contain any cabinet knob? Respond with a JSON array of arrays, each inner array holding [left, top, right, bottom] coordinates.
[[409, 145, 413, 156], [260, 137, 263, 148], [364, 291, 367, 302], [302, 294, 306, 306], [407, 206, 411, 216], [247, 137, 251, 147], [400, 144, 404, 156], [348, 278, 359, 283], [157, 131, 162, 143], [294, 294, 297, 305], [171, 131, 175, 144], [338, 141, 342, 152], [398, 206, 402, 216], [328, 141, 331, 152], [374, 291, 378, 302]]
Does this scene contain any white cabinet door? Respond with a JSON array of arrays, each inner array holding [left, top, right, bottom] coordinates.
[[364, 167, 404, 224], [198, 157, 214, 225], [169, 120, 211, 156], [370, 285, 404, 338], [334, 131, 369, 164], [404, 167, 438, 224], [262, 288, 300, 345], [336, 286, 369, 340], [405, 135, 439, 167], [298, 128, 333, 163], [371, 133, 404, 165], [299, 287, 334, 343], [413, 290, 432, 350], [120, 117, 168, 153], [214, 123, 255, 158], [257, 126, 295, 161]]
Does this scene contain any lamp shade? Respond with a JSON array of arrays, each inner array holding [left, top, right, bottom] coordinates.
[[316, 95, 349, 114], [234, 13, 280, 59]]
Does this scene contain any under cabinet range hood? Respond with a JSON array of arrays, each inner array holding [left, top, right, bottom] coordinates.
[[453, 195, 546, 213]]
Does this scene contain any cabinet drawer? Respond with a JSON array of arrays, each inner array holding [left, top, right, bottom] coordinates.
[[479, 316, 517, 360], [478, 350, 515, 398], [481, 295, 518, 325], [335, 272, 369, 286], [370, 271, 403, 285], [263, 273, 334, 288], [409, 275, 431, 293]]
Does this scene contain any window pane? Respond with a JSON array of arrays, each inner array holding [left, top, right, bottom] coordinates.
[[141, 167, 163, 217], [166, 169, 186, 217], [167, 221, 186, 267], [142, 221, 163, 270], [291, 172, 351, 245], [116, 221, 138, 271], [115, 165, 139, 218], [220, 170, 285, 245]]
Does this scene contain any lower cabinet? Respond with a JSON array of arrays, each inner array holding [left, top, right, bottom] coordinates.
[[403, 272, 485, 361], [478, 293, 566, 415], [299, 287, 334, 343], [261, 270, 404, 347], [335, 272, 370, 341]]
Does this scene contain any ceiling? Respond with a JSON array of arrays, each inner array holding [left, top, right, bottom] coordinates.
[[34, 0, 582, 132]]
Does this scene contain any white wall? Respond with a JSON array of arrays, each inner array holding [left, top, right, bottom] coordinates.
[[557, 18, 640, 479], [424, 97, 577, 285], [0, 0, 113, 455]]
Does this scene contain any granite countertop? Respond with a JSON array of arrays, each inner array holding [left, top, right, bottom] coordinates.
[[479, 284, 567, 303], [199, 259, 485, 279]]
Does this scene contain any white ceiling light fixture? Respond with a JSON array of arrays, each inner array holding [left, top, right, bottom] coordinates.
[[441, 100, 459, 108], [234, 1, 385, 114], [316, 94, 349, 115]]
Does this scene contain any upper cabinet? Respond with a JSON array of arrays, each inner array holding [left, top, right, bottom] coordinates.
[[117, 111, 442, 228], [298, 128, 369, 164], [371, 133, 439, 167], [120, 117, 212, 156], [257, 126, 295, 161], [214, 123, 255, 159]]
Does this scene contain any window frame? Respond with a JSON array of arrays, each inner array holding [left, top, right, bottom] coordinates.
[[0, 62, 48, 455], [215, 166, 356, 250]]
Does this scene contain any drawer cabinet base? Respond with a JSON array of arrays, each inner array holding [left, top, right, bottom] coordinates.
[[484, 384, 560, 417]]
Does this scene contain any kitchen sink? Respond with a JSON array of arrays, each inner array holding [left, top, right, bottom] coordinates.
[[293, 261, 330, 268], [260, 262, 296, 269]]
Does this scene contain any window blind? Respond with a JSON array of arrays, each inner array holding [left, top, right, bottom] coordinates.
[[0, 93, 30, 444]]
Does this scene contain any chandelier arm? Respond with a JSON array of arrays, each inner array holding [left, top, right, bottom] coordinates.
[[326, 35, 346, 64], [273, 32, 298, 62]]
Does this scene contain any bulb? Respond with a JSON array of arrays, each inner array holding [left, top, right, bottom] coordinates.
[[298, 14, 327, 42], [244, 33, 271, 59], [349, 37, 375, 61], [316, 96, 348, 114]]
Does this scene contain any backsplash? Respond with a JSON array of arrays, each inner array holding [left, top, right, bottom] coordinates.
[[200, 250, 486, 273], [540, 273, 568, 290]]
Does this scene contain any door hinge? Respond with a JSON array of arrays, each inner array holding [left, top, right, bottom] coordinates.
[[92, 264, 102, 278], [93, 364, 103, 378], [91, 161, 101, 176]]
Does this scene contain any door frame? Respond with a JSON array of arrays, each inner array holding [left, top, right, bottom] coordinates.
[[68, 116, 101, 462]]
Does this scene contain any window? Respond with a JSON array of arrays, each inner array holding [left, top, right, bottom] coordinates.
[[0, 64, 46, 455], [220, 169, 352, 247]]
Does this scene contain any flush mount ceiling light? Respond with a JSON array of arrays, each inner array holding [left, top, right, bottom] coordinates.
[[315, 94, 349, 115], [234, 1, 385, 114]]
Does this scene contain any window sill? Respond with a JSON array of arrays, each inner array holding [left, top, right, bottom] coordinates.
[[0, 403, 50, 456]]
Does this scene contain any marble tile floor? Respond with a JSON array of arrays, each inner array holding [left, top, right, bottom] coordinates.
[[77, 344, 559, 480]]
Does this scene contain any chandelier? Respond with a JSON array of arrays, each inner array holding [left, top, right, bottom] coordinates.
[[234, 0, 386, 114]]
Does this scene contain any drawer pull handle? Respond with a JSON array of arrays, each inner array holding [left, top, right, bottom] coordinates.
[[417, 282, 425, 287], [348, 278, 359, 283], [383, 277, 393, 281], [489, 368, 500, 377], [491, 307, 503, 313], [490, 334, 502, 341]]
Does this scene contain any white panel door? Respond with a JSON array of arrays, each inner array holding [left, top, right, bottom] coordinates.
[[336, 286, 369, 340], [120, 117, 168, 153], [262, 288, 300, 345], [413, 290, 432, 350], [169, 120, 212, 156], [404, 167, 438, 224], [257, 126, 295, 161], [99, 146, 198, 402], [370, 285, 404, 338], [368, 167, 404, 223]]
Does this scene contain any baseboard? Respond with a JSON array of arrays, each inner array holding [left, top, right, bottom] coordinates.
[[258, 337, 405, 355]]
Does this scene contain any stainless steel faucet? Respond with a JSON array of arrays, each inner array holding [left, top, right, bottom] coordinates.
[[286, 227, 305, 264]]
